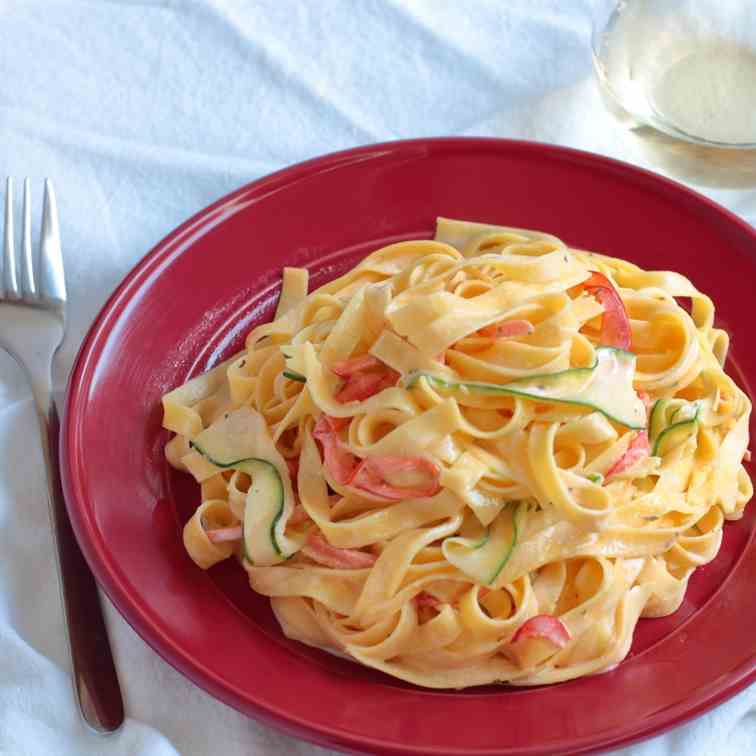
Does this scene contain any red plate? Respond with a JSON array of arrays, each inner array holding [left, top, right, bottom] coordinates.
[[61, 138, 756, 755]]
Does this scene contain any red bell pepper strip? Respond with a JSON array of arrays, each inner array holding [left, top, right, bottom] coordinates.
[[302, 531, 376, 569], [350, 455, 442, 500], [335, 369, 399, 403], [511, 614, 571, 647], [331, 354, 383, 378], [415, 591, 441, 608], [332, 354, 399, 403], [313, 414, 356, 485], [583, 272, 632, 350], [313, 415, 442, 500], [206, 526, 242, 543], [605, 431, 650, 480]]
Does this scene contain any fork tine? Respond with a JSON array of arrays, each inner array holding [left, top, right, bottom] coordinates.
[[21, 178, 36, 300], [3, 177, 20, 300], [38, 179, 66, 305]]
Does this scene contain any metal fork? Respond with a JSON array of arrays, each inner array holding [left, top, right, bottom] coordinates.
[[0, 178, 124, 733]]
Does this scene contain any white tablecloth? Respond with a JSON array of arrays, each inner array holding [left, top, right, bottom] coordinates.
[[0, 2, 753, 754]]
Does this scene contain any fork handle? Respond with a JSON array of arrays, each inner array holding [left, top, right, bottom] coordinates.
[[34, 381, 125, 733]]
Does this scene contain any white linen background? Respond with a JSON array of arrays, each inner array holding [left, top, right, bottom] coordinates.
[[0, 1, 754, 754]]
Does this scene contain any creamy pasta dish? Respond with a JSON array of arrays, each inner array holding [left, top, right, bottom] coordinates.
[[162, 217, 752, 688]]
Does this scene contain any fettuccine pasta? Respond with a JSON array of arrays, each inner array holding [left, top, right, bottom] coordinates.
[[162, 217, 752, 688]]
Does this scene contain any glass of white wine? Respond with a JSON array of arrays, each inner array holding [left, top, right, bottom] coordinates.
[[592, 0, 756, 188]]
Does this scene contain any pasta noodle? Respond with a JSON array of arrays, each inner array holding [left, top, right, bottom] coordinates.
[[162, 217, 752, 688]]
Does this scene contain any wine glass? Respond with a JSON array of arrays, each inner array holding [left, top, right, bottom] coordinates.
[[592, 0, 756, 188]]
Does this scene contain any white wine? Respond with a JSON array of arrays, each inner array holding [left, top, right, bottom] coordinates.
[[593, 2, 756, 188], [652, 47, 756, 145]]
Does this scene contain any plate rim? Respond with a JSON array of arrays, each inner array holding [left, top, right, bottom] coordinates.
[[61, 136, 756, 755]]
